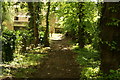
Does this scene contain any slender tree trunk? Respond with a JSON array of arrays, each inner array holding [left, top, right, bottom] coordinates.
[[28, 2, 41, 47], [100, 2, 120, 74], [43, 2, 50, 47], [78, 2, 85, 48], [33, 2, 39, 47], [28, 2, 34, 44]]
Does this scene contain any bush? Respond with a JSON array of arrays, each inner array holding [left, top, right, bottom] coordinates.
[[2, 28, 16, 62], [73, 44, 120, 79], [73, 44, 100, 79], [15, 30, 32, 53]]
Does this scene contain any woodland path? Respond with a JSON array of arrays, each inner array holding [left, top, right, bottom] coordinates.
[[32, 34, 80, 79], [2, 34, 80, 80]]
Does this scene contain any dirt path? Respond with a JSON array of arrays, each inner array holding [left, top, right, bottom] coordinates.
[[32, 34, 80, 78]]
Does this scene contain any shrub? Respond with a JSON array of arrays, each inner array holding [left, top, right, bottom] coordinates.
[[2, 28, 16, 62]]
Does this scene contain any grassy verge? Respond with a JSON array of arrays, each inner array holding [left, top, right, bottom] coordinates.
[[2, 48, 47, 78], [73, 44, 100, 79], [73, 44, 120, 79]]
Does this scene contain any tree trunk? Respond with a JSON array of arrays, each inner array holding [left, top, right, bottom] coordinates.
[[78, 2, 85, 48], [28, 2, 34, 44], [100, 2, 120, 74], [43, 2, 50, 47], [33, 2, 39, 47], [28, 2, 41, 47]]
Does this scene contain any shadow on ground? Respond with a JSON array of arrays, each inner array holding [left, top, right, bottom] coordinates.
[[2, 34, 81, 79]]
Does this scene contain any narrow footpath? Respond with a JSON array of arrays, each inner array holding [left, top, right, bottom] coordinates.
[[32, 34, 80, 79], [2, 34, 81, 80]]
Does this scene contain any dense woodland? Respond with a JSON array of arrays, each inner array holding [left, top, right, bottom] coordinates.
[[0, 1, 120, 79]]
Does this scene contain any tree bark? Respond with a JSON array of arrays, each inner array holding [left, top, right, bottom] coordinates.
[[78, 2, 85, 48], [33, 2, 39, 47], [28, 2, 41, 47], [100, 2, 120, 74], [28, 2, 34, 44], [43, 2, 50, 47]]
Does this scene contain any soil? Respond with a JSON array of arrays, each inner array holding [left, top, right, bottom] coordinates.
[[31, 37, 80, 79], [2, 35, 81, 80]]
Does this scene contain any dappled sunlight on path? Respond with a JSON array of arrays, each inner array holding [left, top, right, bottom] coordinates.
[[49, 33, 63, 40], [2, 34, 80, 79], [31, 36, 80, 78]]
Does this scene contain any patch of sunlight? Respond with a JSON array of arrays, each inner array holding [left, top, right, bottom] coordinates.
[[71, 45, 78, 49], [84, 67, 100, 78], [3, 53, 45, 68], [82, 57, 88, 61], [84, 44, 92, 49], [50, 33, 63, 40], [62, 47, 70, 50], [62, 48, 68, 50], [2, 53, 46, 78], [28, 46, 50, 54], [71, 43, 79, 50], [40, 47, 51, 53]]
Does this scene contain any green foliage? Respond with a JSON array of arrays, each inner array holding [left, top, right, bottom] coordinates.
[[15, 30, 33, 52], [2, 2, 15, 23], [2, 2, 120, 79], [2, 28, 16, 62], [73, 44, 120, 79], [107, 69, 120, 79], [106, 18, 120, 26], [3, 53, 46, 77], [11, 53, 45, 67], [100, 40, 120, 51], [73, 44, 100, 79], [56, 2, 78, 39], [54, 2, 100, 47]]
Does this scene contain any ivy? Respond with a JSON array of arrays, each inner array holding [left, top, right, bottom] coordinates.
[[101, 40, 120, 51], [106, 18, 120, 26]]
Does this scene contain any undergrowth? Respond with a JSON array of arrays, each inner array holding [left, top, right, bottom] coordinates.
[[73, 44, 120, 79], [2, 53, 46, 78]]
